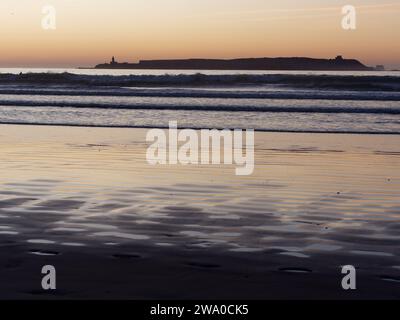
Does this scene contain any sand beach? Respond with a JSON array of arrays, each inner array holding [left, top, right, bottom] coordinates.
[[0, 124, 399, 299]]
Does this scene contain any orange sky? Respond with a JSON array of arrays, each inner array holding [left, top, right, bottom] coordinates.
[[0, 0, 399, 68]]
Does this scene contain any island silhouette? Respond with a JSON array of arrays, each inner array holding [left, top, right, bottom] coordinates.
[[94, 55, 378, 71]]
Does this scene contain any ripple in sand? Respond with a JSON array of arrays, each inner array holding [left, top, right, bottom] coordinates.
[[93, 231, 150, 240], [305, 244, 342, 252], [0, 230, 19, 235], [156, 242, 174, 247], [230, 247, 263, 253], [180, 231, 210, 238], [0, 197, 37, 208], [27, 239, 56, 244], [29, 249, 59, 256], [32, 199, 84, 211], [90, 203, 128, 211], [81, 223, 120, 230], [380, 275, 400, 283], [209, 214, 240, 220], [105, 242, 119, 246], [350, 250, 394, 257], [135, 220, 160, 225], [61, 242, 86, 247], [212, 232, 241, 237], [279, 252, 310, 259], [187, 240, 227, 248], [273, 246, 304, 252], [279, 267, 312, 273], [51, 227, 86, 232]]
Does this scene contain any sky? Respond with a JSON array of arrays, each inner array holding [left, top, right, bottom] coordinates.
[[0, 0, 399, 68]]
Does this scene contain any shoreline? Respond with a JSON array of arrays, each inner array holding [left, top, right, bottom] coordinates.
[[0, 122, 400, 135]]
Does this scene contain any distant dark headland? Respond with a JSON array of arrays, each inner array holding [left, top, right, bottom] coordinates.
[[94, 56, 380, 71]]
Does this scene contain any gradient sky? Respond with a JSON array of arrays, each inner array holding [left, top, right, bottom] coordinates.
[[0, 0, 399, 68]]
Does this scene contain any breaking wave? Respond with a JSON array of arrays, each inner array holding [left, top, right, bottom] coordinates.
[[0, 87, 400, 101], [0, 72, 399, 91], [1, 100, 399, 114]]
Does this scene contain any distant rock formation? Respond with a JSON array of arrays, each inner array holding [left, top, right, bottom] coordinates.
[[95, 55, 373, 71]]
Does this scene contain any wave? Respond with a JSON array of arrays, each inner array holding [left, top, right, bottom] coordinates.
[[0, 121, 399, 134], [1, 100, 400, 114], [1, 88, 400, 101], [1, 72, 400, 91]]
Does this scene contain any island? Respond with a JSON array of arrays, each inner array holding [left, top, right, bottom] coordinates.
[[94, 55, 379, 71]]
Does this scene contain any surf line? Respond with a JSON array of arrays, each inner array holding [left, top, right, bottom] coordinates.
[[146, 121, 254, 175]]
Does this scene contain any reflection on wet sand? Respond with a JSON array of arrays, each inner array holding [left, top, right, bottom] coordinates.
[[0, 125, 399, 299]]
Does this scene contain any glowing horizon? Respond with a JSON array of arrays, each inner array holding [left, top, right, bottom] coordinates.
[[0, 0, 399, 69]]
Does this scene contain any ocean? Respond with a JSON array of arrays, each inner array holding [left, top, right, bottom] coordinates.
[[0, 68, 399, 134]]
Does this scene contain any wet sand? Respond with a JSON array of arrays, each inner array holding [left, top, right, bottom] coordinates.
[[0, 124, 399, 299]]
